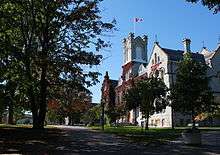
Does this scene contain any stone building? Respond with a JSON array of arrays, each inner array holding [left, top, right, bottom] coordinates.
[[101, 33, 220, 127]]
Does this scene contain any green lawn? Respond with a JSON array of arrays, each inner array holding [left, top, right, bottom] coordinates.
[[90, 126, 183, 144], [0, 124, 57, 129], [90, 125, 220, 144]]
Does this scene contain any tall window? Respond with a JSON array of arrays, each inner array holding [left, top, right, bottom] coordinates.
[[158, 56, 160, 63], [126, 50, 128, 62], [136, 47, 142, 60], [154, 53, 157, 64]]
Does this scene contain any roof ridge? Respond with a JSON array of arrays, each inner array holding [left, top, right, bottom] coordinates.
[[162, 47, 184, 52]]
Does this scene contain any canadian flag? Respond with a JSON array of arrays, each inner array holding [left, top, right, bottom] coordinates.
[[134, 17, 144, 22]]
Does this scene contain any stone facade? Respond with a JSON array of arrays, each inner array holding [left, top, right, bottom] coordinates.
[[202, 45, 220, 104], [102, 33, 220, 127]]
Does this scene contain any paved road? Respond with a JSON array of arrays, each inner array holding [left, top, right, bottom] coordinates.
[[52, 126, 220, 155], [2, 125, 218, 154]]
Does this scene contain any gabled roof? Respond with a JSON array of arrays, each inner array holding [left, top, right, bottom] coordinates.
[[162, 48, 183, 61], [162, 48, 205, 62]]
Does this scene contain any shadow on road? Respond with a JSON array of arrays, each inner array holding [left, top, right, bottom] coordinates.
[[0, 126, 219, 155]]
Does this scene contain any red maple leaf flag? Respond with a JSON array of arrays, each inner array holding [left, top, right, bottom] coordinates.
[[134, 17, 144, 22]]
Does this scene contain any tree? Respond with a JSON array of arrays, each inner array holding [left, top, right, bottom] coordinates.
[[47, 99, 64, 124], [104, 82, 117, 125], [82, 105, 101, 126], [125, 77, 167, 131], [186, 0, 220, 13], [169, 52, 218, 128], [0, 84, 6, 123], [0, 0, 115, 128], [124, 84, 141, 125], [65, 92, 91, 125]]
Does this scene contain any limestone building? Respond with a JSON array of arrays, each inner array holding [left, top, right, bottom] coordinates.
[[102, 33, 220, 127]]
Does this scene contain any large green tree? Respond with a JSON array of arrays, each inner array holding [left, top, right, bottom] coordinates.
[[169, 52, 218, 128], [186, 0, 220, 13], [125, 77, 167, 130], [82, 104, 101, 126], [124, 84, 141, 125], [0, 0, 115, 129]]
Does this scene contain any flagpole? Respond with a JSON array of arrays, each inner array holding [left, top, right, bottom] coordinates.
[[133, 18, 136, 34]]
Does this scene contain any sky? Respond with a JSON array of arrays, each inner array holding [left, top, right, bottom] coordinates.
[[89, 0, 220, 103]]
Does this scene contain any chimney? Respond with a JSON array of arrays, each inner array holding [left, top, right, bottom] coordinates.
[[183, 38, 191, 53]]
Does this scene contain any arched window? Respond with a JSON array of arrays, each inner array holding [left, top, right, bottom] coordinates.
[[154, 53, 157, 64]]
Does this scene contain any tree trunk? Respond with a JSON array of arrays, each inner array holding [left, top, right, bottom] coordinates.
[[37, 65, 48, 129], [145, 116, 149, 131], [28, 86, 41, 129], [134, 107, 138, 125], [31, 95, 40, 129], [8, 101, 14, 125]]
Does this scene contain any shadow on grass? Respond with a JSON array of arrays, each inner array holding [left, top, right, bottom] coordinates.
[[90, 126, 184, 145], [0, 125, 71, 154]]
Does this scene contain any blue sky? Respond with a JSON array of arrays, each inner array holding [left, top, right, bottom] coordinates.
[[89, 0, 220, 103]]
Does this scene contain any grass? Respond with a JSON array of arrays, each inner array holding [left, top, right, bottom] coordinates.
[[90, 126, 183, 144], [89, 125, 220, 144], [0, 124, 58, 129]]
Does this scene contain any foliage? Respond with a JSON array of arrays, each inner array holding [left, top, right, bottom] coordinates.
[[186, 0, 220, 13], [124, 86, 140, 111], [124, 83, 141, 125], [0, 85, 6, 122], [104, 82, 118, 124], [0, 0, 115, 128], [47, 89, 92, 125], [169, 52, 218, 128], [82, 105, 101, 126], [47, 99, 64, 124], [124, 77, 167, 130], [138, 77, 168, 130], [0, 81, 26, 124]]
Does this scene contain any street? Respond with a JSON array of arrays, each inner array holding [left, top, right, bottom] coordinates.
[[1, 125, 219, 154]]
